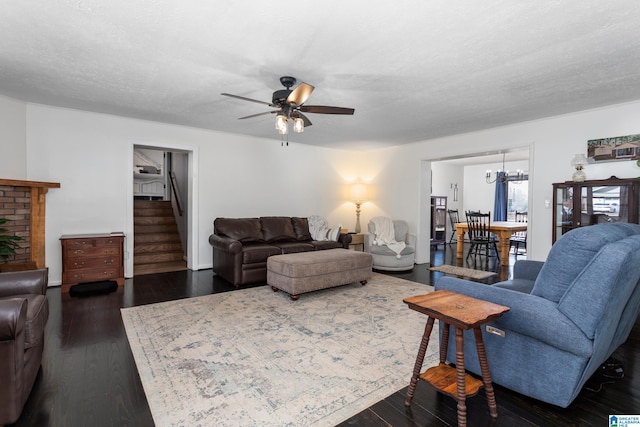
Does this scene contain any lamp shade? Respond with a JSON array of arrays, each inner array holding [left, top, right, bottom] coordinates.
[[275, 114, 287, 132], [570, 153, 588, 168], [350, 183, 368, 202]]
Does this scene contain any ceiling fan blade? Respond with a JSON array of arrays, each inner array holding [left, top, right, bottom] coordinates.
[[300, 105, 355, 115], [286, 83, 315, 107], [237, 110, 279, 120], [221, 93, 272, 106], [294, 112, 313, 127]]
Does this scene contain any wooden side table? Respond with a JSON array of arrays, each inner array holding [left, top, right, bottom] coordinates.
[[403, 290, 509, 426], [348, 233, 364, 251]]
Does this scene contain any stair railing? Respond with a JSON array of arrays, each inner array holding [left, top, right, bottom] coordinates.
[[169, 171, 184, 216]]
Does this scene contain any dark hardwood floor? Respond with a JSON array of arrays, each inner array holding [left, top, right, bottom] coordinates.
[[11, 244, 639, 426]]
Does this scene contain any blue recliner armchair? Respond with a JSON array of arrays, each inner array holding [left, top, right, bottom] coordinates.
[[435, 223, 640, 407]]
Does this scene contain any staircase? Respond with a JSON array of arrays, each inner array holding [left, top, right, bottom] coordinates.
[[134, 200, 187, 276]]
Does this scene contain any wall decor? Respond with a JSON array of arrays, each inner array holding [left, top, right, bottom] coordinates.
[[587, 133, 640, 163]]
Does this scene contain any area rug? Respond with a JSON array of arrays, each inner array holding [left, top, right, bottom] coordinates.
[[121, 273, 439, 427], [429, 264, 497, 280]]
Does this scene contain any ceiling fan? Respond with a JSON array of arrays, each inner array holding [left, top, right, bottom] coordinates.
[[221, 76, 354, 134]]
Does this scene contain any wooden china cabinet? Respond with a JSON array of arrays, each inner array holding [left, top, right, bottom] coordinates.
[[552, 176, 640, 243]]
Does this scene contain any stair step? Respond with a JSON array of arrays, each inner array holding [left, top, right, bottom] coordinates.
[[133, 199, 185, 276], [134, 242, 183, 254], [134, 251, 184, 264], [134, 216, 176, 225], [134, 200, 171, 208], [134, 233, 181, 244], [134, 224, 179, 234], [134, 260, 188, 276], [134, 207, 175, 217]]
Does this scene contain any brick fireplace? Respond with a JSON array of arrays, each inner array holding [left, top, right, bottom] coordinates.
[[0, 178, 60, 270]]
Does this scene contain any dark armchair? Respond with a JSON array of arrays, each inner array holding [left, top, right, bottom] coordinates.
[[0, 268, 49, 425]]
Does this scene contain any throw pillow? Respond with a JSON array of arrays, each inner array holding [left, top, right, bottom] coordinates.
[[326, 226, 342, 242], [308, 215, 342, 241]]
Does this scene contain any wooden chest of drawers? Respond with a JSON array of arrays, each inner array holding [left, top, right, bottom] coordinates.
[[60, 233, 125, 292]]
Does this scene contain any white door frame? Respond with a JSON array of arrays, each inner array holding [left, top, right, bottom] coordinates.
[[125, 142, 199, 277]]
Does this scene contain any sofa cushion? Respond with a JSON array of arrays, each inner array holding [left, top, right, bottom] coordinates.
[[531, 223, 640, 303], [215, 218, 264, 242], [261, 217, 297, 243], [271, 241, 315, 254], [309, 240, 343, 250], [291, 217, 313, 241], [241, 243, 281, 264]]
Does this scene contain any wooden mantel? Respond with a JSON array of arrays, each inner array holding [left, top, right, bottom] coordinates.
[[0, 179, 61, 190], [0, 178, 60, 268]]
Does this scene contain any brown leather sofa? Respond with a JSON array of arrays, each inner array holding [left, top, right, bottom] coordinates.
[[0, 268, 49, 425], [209, 217, 352, 286]]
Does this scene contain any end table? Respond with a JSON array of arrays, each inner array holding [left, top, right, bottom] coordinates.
[[348, 233, 364, 251], [403, 289, 510, 426]]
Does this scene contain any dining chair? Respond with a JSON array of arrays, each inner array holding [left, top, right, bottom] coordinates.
[[465, 211, 500, 264], [447, 209, 460, 244], [510, 211, 528, 257]]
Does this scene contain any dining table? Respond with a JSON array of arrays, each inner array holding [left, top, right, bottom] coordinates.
[[454, 221, 528, 265]]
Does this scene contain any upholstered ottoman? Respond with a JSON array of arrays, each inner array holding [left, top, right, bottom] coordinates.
[[267, 248, 373, 300]]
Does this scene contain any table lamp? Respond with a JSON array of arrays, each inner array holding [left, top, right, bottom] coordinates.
[[350, 183, 368, 233]]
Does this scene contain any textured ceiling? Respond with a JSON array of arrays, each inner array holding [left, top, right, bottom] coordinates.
[[1, 1, 640, 149]]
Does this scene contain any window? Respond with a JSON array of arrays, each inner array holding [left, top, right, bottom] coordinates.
[[506, 177, 528, 221]]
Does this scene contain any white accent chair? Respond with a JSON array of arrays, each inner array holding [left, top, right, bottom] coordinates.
[[364, 219, 416, 271]]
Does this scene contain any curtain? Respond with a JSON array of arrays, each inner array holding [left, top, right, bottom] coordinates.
[[493, 173, 507, 221], [619, 185, 628, 221]]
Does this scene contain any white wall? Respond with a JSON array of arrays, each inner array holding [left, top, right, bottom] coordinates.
[[0, 95, 27, 179], [364, 100, 640, 263], [430, 162, 464, 241], [25, 104, 361, 285], [17, 98, 640, 284], [430, 162, 463, 211]]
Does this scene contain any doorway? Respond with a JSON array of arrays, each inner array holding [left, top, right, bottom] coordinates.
[[126, 144, 197, 278], [420, 146, 533, 264]]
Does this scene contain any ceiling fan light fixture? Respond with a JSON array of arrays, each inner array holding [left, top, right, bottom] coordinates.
[[222, 76, 354, 139], [275, 114, 287, 132]]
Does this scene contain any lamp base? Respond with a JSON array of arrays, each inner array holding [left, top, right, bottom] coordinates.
[[572, 169, 586, 182], [355, 202, 362, 234]]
